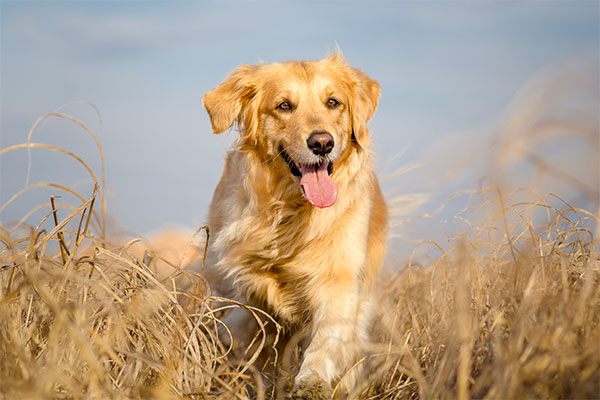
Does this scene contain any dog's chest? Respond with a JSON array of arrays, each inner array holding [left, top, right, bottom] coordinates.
[[218, 206, 316, 267], [217, 198, 368, 277]]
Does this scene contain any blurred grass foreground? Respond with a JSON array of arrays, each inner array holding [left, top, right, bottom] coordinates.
[[1, 65, 599, 399]]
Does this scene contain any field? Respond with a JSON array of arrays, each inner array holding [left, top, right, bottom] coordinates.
[[1, 75, 599, 399]]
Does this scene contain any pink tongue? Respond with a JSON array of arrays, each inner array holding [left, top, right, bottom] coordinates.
[[299, 162, 338, 208]]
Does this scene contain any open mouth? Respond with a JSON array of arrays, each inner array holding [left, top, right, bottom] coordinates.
[[280, 149, 338, 208]]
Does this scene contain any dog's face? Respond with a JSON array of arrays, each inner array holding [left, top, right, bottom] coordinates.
[[203, 54, 380, 208]]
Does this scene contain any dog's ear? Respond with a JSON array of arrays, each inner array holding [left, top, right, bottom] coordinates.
[[349, 67, 380, 148], [203, 65, 258, 134]]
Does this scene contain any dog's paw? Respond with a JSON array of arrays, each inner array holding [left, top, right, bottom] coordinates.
[[291, 381, 332, 400]]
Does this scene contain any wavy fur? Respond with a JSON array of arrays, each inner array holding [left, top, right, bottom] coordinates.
[[203, 54, 388, 397]]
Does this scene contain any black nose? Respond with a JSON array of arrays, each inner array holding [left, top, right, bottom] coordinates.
[[307, 131, 334, 156]]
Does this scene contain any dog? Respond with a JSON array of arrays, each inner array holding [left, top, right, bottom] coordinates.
[[202, 53, 388, 398]]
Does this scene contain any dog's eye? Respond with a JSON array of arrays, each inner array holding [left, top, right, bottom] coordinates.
[[277, 101, 293, 111], [327, 98, 340, 108]]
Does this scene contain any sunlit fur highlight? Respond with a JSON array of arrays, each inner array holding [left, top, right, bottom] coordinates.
[[203, 54, 388, 396]]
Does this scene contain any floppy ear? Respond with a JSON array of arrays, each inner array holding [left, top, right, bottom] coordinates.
[[203, 65, 258, 134], [349, 67, 380, 147]]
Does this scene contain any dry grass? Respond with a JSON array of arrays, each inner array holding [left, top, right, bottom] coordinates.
[[1, 68, 599, 399], [363, 188, 599, 400], [1, 188, 598, 399]]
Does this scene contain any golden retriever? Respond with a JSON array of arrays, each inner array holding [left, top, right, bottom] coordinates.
[[202, 53, 388, 397]]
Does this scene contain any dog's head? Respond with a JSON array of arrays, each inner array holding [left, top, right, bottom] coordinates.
[[203, 54, 380, 208]]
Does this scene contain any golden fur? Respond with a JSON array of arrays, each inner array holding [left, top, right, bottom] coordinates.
[[202, 54, 388, 397]]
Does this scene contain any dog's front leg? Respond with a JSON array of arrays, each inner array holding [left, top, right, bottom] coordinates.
[[292, 280, 367, 398]]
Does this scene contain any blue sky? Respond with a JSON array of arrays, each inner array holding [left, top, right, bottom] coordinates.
[[1, 1, 598, 254]]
